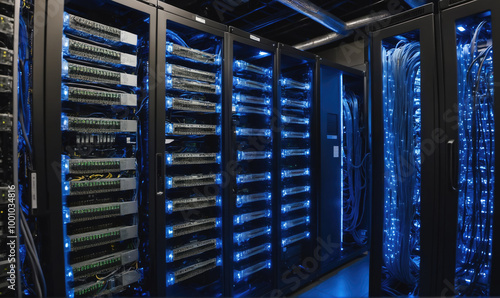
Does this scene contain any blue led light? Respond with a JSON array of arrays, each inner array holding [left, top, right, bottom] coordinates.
[[165, 123, 173, 134], [166, 250, 174, 263], [457, 26, 466, 32], [166, 201, 173, 214], [61, 59, 68, 77], [282, 131, 310, 139], [61, 84, 69, 101], [259, 51, 269, 56], [166, 154, 172, 166], [63, 235, 71, 252], [216, 153, 222, 164], [166, 273, 175, 286], [61, 114, 69, 131], [166, 97, 173, 109], [166, 177, 173, 189], [62, 181, 71, 197], [166, 226, 174, 238], [62, 207, 71, 224], [61, 155, 70, 175]]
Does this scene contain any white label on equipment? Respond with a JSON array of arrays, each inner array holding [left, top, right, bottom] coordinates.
[[120, 94, 138, 106], [333, 146, 339, 158], [250, 35, 260, 42], [120, 53, 138, 67], [120, 73, 138, 87], [31, 173, 37, 209], [120, 120, 138, 132], [165, 139, 175, 144], [120, 30, 138, 46], [195, 16, 206, 24]]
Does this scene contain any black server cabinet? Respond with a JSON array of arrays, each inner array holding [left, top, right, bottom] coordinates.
[[156, 6, 226, 297], [275, 44, 316, 294], [0, 0, 19, 296], [224, 27, 275, 298], [36, 0, 155, 296], [439, 0, 500, 296], [316, 60, 369, 277], [369, 4, 440, 296]]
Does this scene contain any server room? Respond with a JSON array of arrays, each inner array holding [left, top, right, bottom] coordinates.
[[1, 0, 498, 297]]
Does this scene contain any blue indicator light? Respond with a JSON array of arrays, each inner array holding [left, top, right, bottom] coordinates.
[[165, 123, 173, 134], [259, 51, 268, 56], [62, 181, 71, 197], [61, 114, 69, 131], [166, 97, 173, 109], [215, 218, 222, 227], [61, 84, 69, 101], [166, 177, 173, 189], [62, 207, 71, 224], [63, 235, 71, 252], [61, 155, 70, 175], [61, 59, 69, 77], [166, 250, 174, 263], [216, 174, 222, 185], [166, 273, 175, 286], [166, 201, 173, 214], [457, 26, 466, 32], [216, 153, 221, 164], [216, 196, 222, 206], [166, 226, 174, 238], [166, 154, 172, 166], [65, 266, 74, 283]]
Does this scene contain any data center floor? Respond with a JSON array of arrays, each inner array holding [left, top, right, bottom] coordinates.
[[292, 254, 369, 298]]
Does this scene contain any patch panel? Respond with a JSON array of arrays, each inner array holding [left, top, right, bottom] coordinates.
[[62, 157, 136, 174], [62, 178, 137, 196], [236, 192, 272, 207], [281, 231, 310, 247], [0, 187, 8, 204], [282, 131, 310, 139], [61, 115, 137, 133], [63, 12, 138, 46], [234, 105, 271, 115], [234, 60, 271, 77], [166, 196, 220, 213], [62, 201, 138, 223], [167, 77, 220, 94], [61, 85, 137, 106], [65, 225, 138, 252], [0, 75, 12, 92], [234, 243, 271, 262], [0, 113, 12, 131], [62, 60, 137, 87], [237, 151, 272, 161], [234, 260, 272, 282], [282, 186, 311, 197], [281, 216, 310, 230], [166, 239, 221, 263], [234, 210, 271, 225], [165, 218, 220, 238], [233, 93, 270, 106], [0, 48, 12, 66], [166, 153, 220, 166], [166, 63, 217, 83], [62, 37, 137, 68], [0, 14, 13, 36], [233, 226, 272, 245], [235, 128, 271, 137], [236, 172, 271, 184], [70, 249, 138, 279], [166, 97, 217, 113], [165, 123, 218, 135], [166, 257, 220, 285], [71, 270, 141, 297], [166, 174, 220, 189], [281, 168, 310, 178], [233, 77, 271, 91], [166, 42, 218, 65], [281, 200, 311, 213]]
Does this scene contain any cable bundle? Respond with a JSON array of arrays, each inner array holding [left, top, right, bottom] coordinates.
[[381, 40, 421, 296], [342, 90, 368, 245], [455, 20, 494, 296]]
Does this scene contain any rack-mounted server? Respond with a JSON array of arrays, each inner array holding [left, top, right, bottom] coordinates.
[[156, 8, 226, 297], [0, 0, 18, 296], [224, 27, 275, 297], [35, 1, 155, 296], [275, 44, 315, 294], [370, 4, 440, 296], [439, 0, 500, 295]]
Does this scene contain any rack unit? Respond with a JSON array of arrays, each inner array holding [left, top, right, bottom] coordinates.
[[370, 4, 440, 296], [275, 44, 316, 294], [0, 0, 19, 296], [36, 0, 155, 296], [156, 6, 226, 297], [224, 27, 275, 297], [438, 0, 500, 295]]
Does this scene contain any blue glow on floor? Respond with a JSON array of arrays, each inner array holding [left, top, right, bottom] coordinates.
[[295, 256, 369, 298]]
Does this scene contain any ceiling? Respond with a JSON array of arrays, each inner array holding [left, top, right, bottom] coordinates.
[[161, 0, 417, 48]]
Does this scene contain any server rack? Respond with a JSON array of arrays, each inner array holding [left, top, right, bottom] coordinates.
[[224, 27, 275, 297], [275, 43, 316, 294], [438, 0, 500, 295], [36, 0, 155, 296], [0, 0, 19, 296], [156, 7, 226, 297], [316, 60, 368, 277], [369, 4, 440, 296]]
